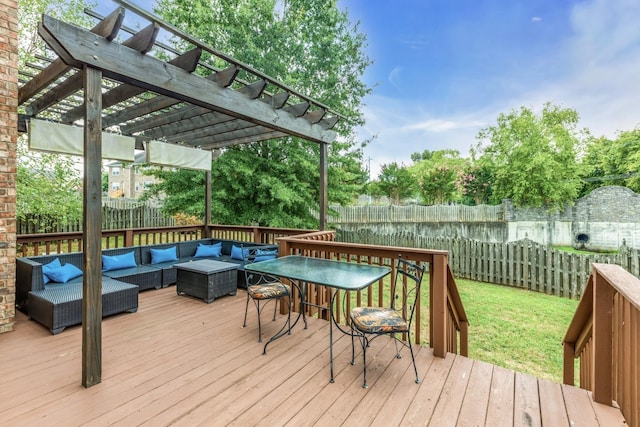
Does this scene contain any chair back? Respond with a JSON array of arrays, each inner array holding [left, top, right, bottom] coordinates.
[[391, 257, 426, 330]]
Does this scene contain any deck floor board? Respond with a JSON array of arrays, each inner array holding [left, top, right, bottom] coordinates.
[[0, 286, 627, 426]]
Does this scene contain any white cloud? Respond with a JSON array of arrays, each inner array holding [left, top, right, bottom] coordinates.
[[356, 0, 640, 179], [388, 66, 403, 91], [518, 0, 640, 138], [531, 16, 542, 22]]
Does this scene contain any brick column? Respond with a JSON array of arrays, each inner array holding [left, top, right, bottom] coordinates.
[[0, 0, 18, 333]]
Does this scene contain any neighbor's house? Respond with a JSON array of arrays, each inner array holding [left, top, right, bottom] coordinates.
[[106, 152, 162, 199]]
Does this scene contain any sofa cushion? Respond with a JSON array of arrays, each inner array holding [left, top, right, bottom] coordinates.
[[194, 242, 222, 258], [150, 246, 178, 264], [42, 257, 62, 285], [102, 251, 137, 272], [47, 263, 83, 284]]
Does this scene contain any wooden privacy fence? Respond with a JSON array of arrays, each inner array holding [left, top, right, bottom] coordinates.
[[17, 206, 175, 234], [338, 230, 640, 299], [325, 204, 504, 223], [563, 264, 640, 427]]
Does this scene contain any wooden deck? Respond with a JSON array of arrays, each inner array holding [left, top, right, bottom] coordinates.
[[1, 286, 626, 426]]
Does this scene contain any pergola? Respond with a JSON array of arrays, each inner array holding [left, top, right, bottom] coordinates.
[[18, 0, 340, 386]]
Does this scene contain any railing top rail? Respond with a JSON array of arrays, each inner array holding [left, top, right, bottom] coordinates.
[[278, 236, 449, 262], [563, 273, 594, 344], [447, 265, 469, 324], [592, 263, 640, 311]]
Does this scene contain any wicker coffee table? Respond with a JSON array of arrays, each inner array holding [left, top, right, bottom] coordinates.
[[175, 260, 238, 303]]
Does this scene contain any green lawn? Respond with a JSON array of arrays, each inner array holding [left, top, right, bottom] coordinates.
[[452, 279, 578, 382], [349, 274, 579, 383]]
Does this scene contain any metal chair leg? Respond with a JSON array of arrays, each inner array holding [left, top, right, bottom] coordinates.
[[361, 335, 369, 389], [242, 293, 250, 328]]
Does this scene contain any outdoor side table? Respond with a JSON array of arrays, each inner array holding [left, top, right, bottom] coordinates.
[[175, 260, 238, 303]]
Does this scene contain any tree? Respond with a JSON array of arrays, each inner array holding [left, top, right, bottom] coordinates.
[[374, 162, 416, 204], [456, 162, 493, 205], [474, 103, 587, 211], [17, 0, 94, 226], [410, 150, 465, 205], [580, 129, 640, 195], [150, 0, 372, 227], [17, 143, 83, 229]]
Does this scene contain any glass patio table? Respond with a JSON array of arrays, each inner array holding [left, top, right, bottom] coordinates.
[[244, 255, 391, 382]]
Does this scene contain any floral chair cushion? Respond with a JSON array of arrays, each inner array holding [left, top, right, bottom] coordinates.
[[350, 306, 408, 334], [247, 282, 289, 300]]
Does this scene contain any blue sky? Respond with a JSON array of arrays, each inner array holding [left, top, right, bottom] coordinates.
[[99, 0, 640, 178], [339, 0, 640, 177]]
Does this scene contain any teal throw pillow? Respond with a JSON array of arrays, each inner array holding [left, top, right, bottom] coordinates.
[[150, 246, 178, 264], [253, 254, 276, 263], [42, 257, 62, 285], [194, 242, 222, 258], [102, 251, 137, 272], [46, 263, 83, 283]]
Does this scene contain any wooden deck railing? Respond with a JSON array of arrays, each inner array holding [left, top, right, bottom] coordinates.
[[563, 263, 640, 427], [16, 225, 469, 359], [16, 224, 314, 256], [278, 231, 469, 358]]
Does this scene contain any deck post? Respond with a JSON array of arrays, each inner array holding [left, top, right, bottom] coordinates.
[[592, 270, 614, 404], [319, 141, 328, 231], [431, 253, 447, 358], [563, 341, 575, 386], [82, 65, 103, 387]]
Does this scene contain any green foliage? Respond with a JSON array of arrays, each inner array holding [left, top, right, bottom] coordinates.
[[580, 128, 640, 195], [16, 139, 83, 227], [375, 162, 416, 204], [17, 0, 94, 229], [140, 167, 206, 219], [475, 103, 587, 211], [410, 149, 465, 205], [19, 0, 95, 68], [151, 0, 371, 226], [456, 162, 493, 205]]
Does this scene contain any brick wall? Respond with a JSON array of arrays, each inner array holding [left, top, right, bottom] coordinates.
[[0, 0, 18, 333]]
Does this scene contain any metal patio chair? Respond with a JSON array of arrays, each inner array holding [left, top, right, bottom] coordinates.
[[349, 256, 426, 388], [242, 251, 291, 353]]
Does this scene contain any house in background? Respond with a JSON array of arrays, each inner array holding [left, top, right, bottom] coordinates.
[[106, 152, 162, 199]]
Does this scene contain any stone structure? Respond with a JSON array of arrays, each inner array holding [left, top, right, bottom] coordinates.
[[0, 0, 18, 333], [505, 186, 640, 250]]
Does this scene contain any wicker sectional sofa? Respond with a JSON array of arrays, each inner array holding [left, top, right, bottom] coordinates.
[[16, 238, 278, 334]]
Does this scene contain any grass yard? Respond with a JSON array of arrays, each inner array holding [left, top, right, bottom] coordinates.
[[450, 278, 578, 383]]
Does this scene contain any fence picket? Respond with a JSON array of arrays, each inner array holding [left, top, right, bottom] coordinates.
[[337, 230, 640, 299], [18, 204, 175, 233]]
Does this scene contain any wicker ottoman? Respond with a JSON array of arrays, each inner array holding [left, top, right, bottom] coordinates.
[[175, 260, 238, 303], [28, 278, 139, 334]]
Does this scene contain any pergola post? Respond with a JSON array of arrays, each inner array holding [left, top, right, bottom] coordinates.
[[82, 65, 103, 387], [319, 141, 328, 230], [204, 170, 212, 237]]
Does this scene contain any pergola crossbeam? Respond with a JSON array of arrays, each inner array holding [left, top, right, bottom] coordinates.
[[62, 47, 203, 123], [18, 7, 125, 104]]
